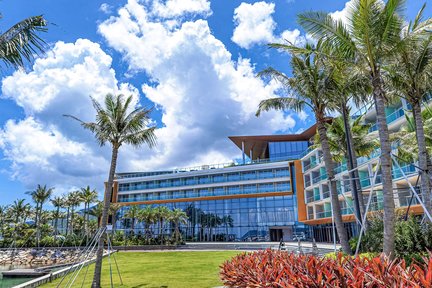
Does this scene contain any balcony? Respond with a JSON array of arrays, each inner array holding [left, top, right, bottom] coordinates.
[[368, 107, 405, 133]]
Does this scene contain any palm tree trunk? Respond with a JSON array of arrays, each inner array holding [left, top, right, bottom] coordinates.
[[92, 146, 118, 288], [372, 72, 395, 257], [54, 207, 59, 236], [412, 100, 432, 215], [317, 117, 351, 254], [66, 207, 70, 236], [342, 105, 365, 224]]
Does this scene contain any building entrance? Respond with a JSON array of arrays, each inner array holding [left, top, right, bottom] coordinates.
[[270, 228, 283, 241]]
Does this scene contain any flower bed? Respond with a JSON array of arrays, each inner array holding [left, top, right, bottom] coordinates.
[[220, 250, 432, 287]]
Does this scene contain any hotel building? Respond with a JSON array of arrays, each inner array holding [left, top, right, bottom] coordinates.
[[112, 98, 429, 242]]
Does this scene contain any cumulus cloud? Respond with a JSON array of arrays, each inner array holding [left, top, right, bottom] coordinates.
[[152, 0, 211, 18], [99, 3, 112, 14], [99, 0, 296, 171], [231, 2, 276, 49], [0, 39, 139, 193]]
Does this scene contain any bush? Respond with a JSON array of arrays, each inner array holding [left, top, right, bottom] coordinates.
[[220, 250, 432, 288]]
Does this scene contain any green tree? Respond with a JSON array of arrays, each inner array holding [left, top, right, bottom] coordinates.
[[9, 199, 30, 245], [136, 206, 156, 239], [298, 0, 407, 257], [221, 215, 234, 241], [50, 196, 64, 236], [124, 205, 140, 233], [67, 191, 82, 235], [256, 42, 351, 254], [65, 93, 157, 288], [109, 203, 121, 231], [26, 184, 53, 247], [155, 206, 171, 243], [88, 201, 103, 228], [387, 5, 432, 214], [169, 208, 188, 243], [80, 186, 98, 240]]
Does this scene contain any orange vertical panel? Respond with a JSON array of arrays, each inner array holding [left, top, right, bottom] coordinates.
[[294, 160, 307, 222]]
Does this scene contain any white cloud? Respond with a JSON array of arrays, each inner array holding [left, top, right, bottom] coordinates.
[[231, 2, 276, 49], [99, 3, 112, 14], [0, 39, 139, 192], [297, 110, 308, 122], [152, 0, 211, 18], [99, 0, 296, 171]]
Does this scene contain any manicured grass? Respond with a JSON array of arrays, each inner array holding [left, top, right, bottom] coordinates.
[[42, 251, 240, 288]]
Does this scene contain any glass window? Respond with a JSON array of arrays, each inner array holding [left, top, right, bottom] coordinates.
[[227, 186, 240, 194], [274, 168, 289, 177], [185, 177, 196, 185], [213, 187, 225, 196], [258, 170, 273, 179], [242, 171, 256, 180], [212, 174, 225, 183], [227, 173, 241, 181], [198, 176, 209, 184], [259, 183, 274, 192]]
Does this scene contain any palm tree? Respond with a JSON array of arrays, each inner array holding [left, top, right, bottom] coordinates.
[[67, 191, 82, 235], [26, 184, 53, 247], [137, 206, 156, 239], [256, 42, 351, 254], [88, 202, 104, 228], [393, 106, 432, 163], [169, 209, 188, 243], [9, 199, 30, 246], [50, 196, 64, 236], [298, 0, 407, 257], [387, 6, 432, 214], [124, 205, 140, 233], [0, 15, 47, 69], [109, 203, 121, 231], [65, 93, 157, 288], [154, 206, 171, 243], [221, 215, 234, 241], [0, 205, 8, 237], [80, 186, 98, 240]]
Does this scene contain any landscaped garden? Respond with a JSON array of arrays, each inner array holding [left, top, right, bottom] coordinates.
[[42, 251, 240, 288]]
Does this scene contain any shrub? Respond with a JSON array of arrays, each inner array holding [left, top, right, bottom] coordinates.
[[220, 250, 432, 288]]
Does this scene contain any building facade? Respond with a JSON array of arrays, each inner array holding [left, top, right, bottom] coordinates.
[[113, 98, 429, 242]]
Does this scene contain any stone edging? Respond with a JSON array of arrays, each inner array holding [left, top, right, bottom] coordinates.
[[12, 252, 111, 288]]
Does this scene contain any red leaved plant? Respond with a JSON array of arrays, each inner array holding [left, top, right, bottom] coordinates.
[[220, 249, 432, 287]]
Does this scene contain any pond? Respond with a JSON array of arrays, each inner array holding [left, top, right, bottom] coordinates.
[[0, 265, 40, 288]]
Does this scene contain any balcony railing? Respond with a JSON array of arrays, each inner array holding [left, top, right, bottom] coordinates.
[[368, 107, 405, 133]]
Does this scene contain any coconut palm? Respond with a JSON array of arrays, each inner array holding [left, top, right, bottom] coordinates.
[[298, 0, 408, 257], [80, 186, 98, 239], [387, 6, 432, 214], [0, 15, 47, 69], [50, 196, 64, 236], [88, 202, 104, 228], [124, 205, 141, 233], [155, 206, 171, 243], [137, 206, 156, 239], [9, 199, 30, 246], [65, 93, 157, 288], [256, 41, 351, 254], [26, 184, 53, 247], [67, 191, 82, 235], [169, 208, 188, 243], [221, 215, 234, 241], [109, 203, 121, 231]]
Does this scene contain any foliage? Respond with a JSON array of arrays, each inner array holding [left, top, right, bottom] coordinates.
[[220, 250, 432, 288]]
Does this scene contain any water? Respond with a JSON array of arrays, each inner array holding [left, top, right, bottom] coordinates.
[[0, 265, 40, 288]]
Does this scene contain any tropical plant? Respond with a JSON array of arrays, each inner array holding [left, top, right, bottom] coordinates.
[[0, 15, 47, 69], [220, 250, 432, 287], [155, 206, 171, 242], [136, 206, 156, 239], [298, 0, 411, 258], [26, 184, 53, 247], [109, 203, 121, 230], [169, 208, 188, 243], [50, 196, 64, 236], [65, 93, 157, 288], [393, 106, 432, 163], [221, 215, 234, 241], [124, 205, 141, 233], [88, 201, 103, 228], [256, 41, 351, 254], [67, 191, 82, 235], [9, 199, 30, 245], [80, 186, 98, 240], [387, 5, 432, 214]]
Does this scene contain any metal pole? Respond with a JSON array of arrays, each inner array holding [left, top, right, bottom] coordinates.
[[342, 105, 362, 226]]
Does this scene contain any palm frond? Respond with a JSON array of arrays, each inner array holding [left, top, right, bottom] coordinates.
[[0, 15, 47, 68], [256, 97, 306, 116]]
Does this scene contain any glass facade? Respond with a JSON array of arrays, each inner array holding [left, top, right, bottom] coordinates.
[[116, 162, 304, 241], [269, 141, 309, 160], [117, 195, 304, 242]]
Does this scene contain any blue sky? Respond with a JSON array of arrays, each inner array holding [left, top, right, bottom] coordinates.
[[0, 0, 429, 206]]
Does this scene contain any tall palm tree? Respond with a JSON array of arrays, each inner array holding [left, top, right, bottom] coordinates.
[[0, 205, 8, 237], [221, 215, 234, 241], [67, 191, 82, 235], [0, 15, 47, 69], [9, 199, 30, 246], [387, 5, 432, 214], [298, 0, 407, 257], [137, 206, 156, 239], [65, 93, 157, 288], [80, 186, 98, 240], [50, 196, 64, 236], [124, 205, 140, 233], [169, 208, 188, 243], [109, 203, 121, 231], [88, 202, 104, 228], [256, 42, 351, 254], [26, 184, 53, 247], [154, 206, 171, 243]]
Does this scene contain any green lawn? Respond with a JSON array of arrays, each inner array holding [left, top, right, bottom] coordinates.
[[41, 251, 240, 288]]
